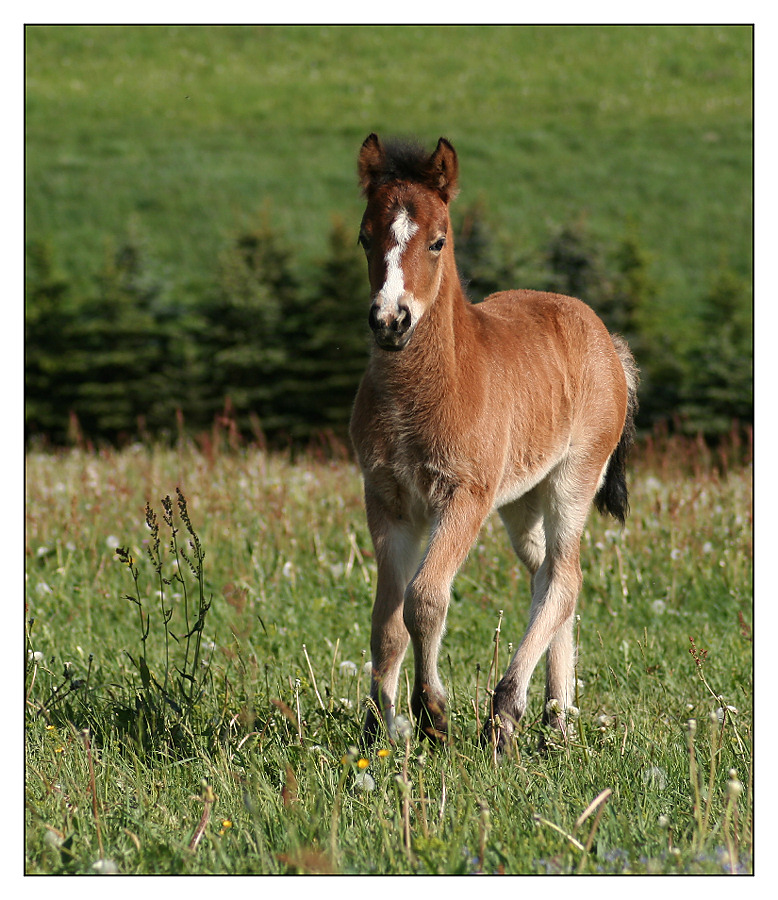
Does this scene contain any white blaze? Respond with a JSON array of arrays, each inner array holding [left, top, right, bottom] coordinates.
[[379, 207, 418, 310]]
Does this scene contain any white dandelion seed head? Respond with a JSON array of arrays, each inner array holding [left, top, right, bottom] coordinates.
[[642, 766, 667, 790], [92, 858, 118, 874], [339, 660, 358, 677], [394, 715, 413, 741], [354, 771, 375, 792], [727, 776, 743, 798]]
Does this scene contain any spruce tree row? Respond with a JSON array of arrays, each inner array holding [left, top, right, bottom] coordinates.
[[25, 207, 752, 448]]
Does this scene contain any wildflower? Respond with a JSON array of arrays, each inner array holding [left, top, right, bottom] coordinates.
[[545, 698, 562, 717], [657, 814, 670, 829], [218, 819, 233, 835], [377, 748, 391, 758], [341, 745, 359, 765], [357, 758, 369, 770], [105, 535, 120, 550], [652, 599, 667, 614], [685, 719, 697, 735], [339, 660, 358, 677], [282, 561, 294, 579], [28, 650, 44, 663], [566, 706, 580, 721], [702, 542, 713, 554]]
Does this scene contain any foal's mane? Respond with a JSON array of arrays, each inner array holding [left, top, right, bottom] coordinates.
[[365, 138, 435, 189]]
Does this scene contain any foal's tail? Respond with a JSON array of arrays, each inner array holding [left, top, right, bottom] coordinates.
[[594, 334, 639, 525]]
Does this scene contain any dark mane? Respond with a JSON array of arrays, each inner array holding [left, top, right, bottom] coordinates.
[[371, 137, 434, 187]]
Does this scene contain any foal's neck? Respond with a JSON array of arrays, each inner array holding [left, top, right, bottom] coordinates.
[[373, 262, 471, 392]]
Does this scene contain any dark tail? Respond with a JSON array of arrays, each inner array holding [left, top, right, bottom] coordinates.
[[594, 334, 639, 525]]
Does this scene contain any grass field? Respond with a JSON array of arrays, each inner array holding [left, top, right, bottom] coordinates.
[[25, 25, 752, 330], [25, 430, 752, 875]]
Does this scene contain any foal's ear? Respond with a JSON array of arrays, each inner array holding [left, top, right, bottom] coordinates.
[[429, 138, 459, 203], [358, 133, 385, 195]]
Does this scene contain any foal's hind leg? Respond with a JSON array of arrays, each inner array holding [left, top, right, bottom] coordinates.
[[488, 469, 595, 749]]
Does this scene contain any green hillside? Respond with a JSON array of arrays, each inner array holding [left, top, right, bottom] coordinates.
[[26, 25, 751, 297]]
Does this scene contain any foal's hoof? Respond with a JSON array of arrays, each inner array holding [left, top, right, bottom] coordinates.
[[481, 687, 524, 754], [412, 689, 449, 745], [481, 714, 517, 754]]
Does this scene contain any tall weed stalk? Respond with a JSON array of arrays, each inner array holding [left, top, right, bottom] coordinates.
[[115, 488, 217, 750]]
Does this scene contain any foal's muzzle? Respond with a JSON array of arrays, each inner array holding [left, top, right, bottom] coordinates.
[[369, 301, 413, 351]]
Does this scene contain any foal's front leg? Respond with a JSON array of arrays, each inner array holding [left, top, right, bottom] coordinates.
[[404, 489, 491, 741], [363, 491, 425, 743]]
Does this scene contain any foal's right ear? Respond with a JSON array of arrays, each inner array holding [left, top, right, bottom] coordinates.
[[358, 133, 385, 195], [429, 138, 459, 204]]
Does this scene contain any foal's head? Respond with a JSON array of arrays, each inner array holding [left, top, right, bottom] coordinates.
[[357, 134, 459, 351]]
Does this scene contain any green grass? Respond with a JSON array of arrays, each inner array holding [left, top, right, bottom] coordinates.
[[26, 24, 752, 321], [25, 432, 752, 874]]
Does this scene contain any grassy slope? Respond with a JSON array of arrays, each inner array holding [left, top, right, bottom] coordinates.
[[25, 438, 752, 874], [26, 24, 752, 327]]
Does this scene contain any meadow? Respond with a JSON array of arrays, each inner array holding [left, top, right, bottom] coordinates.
[[25, 429, 752, 875]]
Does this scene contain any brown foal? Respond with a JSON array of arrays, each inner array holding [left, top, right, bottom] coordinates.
[[349, 134, 638, 750]]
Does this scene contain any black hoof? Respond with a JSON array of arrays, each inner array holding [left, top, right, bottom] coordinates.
[[412, 689, 449, 745]]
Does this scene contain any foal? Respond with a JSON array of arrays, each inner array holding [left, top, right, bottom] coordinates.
[[349, 134, 638, 750]]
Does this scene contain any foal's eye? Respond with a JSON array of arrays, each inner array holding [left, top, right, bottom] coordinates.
[[358, 233, 371, 251], [429, 237, 446, 253]]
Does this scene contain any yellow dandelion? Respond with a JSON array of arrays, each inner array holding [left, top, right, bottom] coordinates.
[[54, 746, 65, 754], [377, 748, 391, 758], [357, 758, 369, 769], [218, 819, 233, 835]]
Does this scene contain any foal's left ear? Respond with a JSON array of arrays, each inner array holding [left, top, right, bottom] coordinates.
[[429, 138, 459, 203]]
